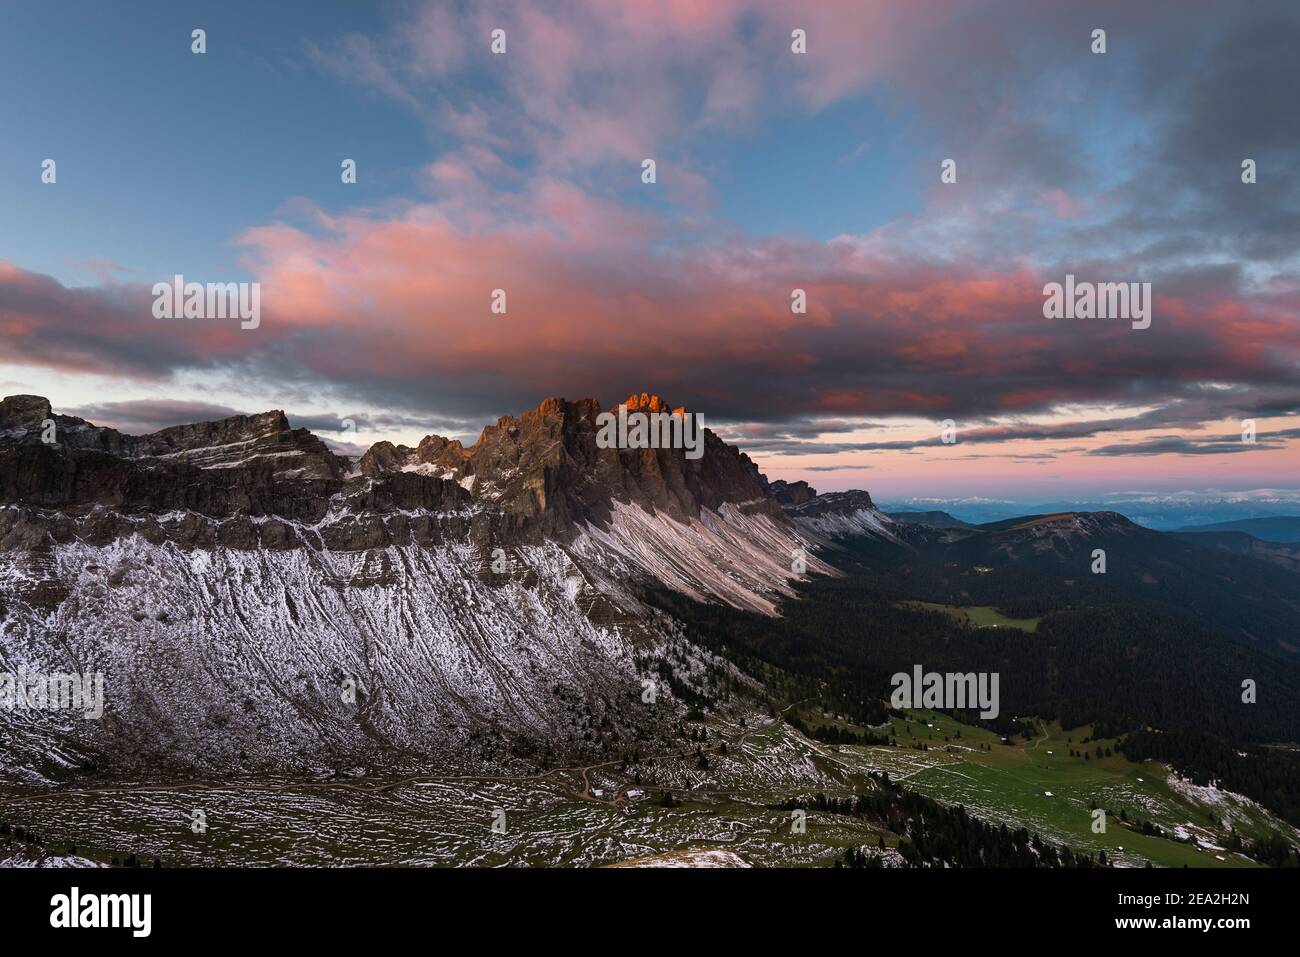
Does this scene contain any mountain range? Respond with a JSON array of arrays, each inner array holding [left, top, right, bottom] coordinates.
[[0, 392, 838, 785], [1174, 517, 1300, 543], [3, 391, 1299, 799], [878, 495, 1300, 531]]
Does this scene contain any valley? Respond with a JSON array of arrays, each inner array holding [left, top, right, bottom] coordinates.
[[3, 392, 1299, 869], [4, 705, 1292, 868], [896, 600, 1042, 633]]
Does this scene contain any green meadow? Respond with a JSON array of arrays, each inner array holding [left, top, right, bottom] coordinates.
[[850, 710, 1297, 868], [898, 601, 1042, 633]]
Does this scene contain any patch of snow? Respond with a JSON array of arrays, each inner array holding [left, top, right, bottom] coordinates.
[[792, 506, 898, 541], [575, 499, 835, 616]]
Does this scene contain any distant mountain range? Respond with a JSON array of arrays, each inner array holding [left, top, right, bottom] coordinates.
[[878, 495, 1300, 531], [1168, 515, 1300, 575], [1170, 529, 1300, 574], [889, 509, 1300, 576], [1173, 516, 1300, 542], [886, 509, 976, 529], [786, 496, 1300, 653]]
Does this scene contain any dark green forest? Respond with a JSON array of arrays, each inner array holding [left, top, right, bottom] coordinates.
[[644, 546, 1300, 828], [1121, 730, 1300, 830], [647, 569, 1300, 743], [785, 772, 1108, 868]]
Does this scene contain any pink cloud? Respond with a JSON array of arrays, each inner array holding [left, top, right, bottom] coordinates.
[[203, 187, 1300, 428]]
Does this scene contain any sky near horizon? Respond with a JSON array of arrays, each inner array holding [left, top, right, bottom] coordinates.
[[1, 0, 1297, 500]]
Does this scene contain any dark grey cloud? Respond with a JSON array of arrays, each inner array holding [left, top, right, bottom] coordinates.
[[713, 419, 877, 440], [65, 399, 244, 433], [1089, 427, 1300, 457], [57, 398, 472, 443]]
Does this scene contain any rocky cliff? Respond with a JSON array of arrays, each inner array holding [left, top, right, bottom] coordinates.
[[0, 392, 826, 785]]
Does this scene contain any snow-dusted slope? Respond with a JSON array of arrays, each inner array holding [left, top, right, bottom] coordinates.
[[0, 392, 834, 785], [0, 495, 822, 785], [792, 504, 898, 541], [1, 489, 826, 784], [783, 490, 901, 544], [0, 531, 691, 785], [575, 500, 833, 616]]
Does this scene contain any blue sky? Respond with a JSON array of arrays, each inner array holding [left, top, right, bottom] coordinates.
[[0, 0, 935, 284], [0, 2, 418, 283], [0, 0, 1296, 500]]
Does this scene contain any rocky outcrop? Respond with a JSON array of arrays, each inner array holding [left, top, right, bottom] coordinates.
[[0, 429, 359, 552], [767, 479, 816, 506], [1, 391, 831, 591], [0, 395, 55, 436], [786, 488, 878, 517], [0, 394, 134, 455], [358, 393, 779, 537], [777, 488, 900, 543]]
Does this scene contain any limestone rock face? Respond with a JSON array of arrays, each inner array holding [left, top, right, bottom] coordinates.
[[1, 398, 351, 528], [768, 479, 816, 506], [0, 391, 825, 783], [357, 393, 778, 537]]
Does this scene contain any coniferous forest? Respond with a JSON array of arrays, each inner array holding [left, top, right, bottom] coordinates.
[[645, 548, 1300, 830]]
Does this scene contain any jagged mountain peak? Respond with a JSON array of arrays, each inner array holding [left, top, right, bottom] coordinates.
[[780, 487, 897, 543], [356, 393, 776, 535], [767, 479, 816, 506], [0, 394, 53, 425], [509, 395, 601, 426], [618, 392, 686, 416], [3, 393, 797, 538], [1, 391, 823, 609]]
